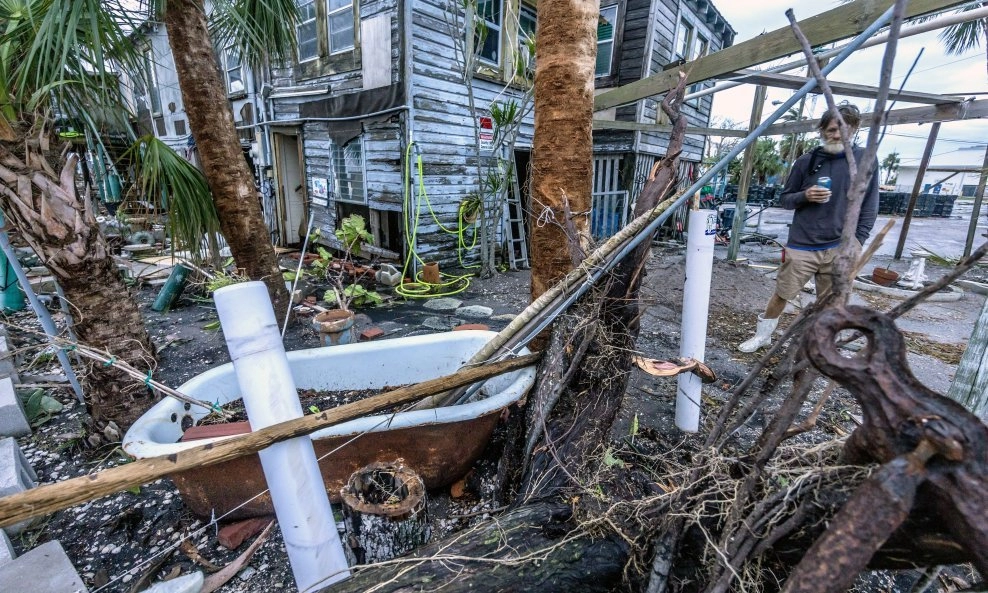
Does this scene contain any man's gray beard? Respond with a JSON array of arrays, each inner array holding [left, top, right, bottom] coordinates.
[[821, 141, 845, 154]]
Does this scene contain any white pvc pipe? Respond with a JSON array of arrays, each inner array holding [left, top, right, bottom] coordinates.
[[213, 281, 350, 592], [676, 210, 717, 432]]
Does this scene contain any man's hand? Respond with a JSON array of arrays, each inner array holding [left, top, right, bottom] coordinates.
[[806, 186, 832, 203]]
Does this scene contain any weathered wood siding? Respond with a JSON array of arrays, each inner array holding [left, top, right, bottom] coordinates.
[[407, 0, 536, 265], [269, 0, 404, 244]]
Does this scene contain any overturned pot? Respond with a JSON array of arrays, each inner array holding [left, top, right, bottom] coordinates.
[[313, 309, 356, 346], [871, 267, 900, 287]]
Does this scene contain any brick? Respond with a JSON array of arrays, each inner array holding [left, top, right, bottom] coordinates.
[[217, 516, 273, 549], [0, 437, 38, 536], [0, 336, 18, 383], [0, 377, 30, 438], [179, 421, 251, 443], [359, 327, 385, 341], [0, 540, 88, 592], [453, 323, 490, 332], [0, 530, 13, 568]]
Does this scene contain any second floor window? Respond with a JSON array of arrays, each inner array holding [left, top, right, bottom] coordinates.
[[475, 0, 502, 66], [297, 0, 318, 61], [596, 5, 618, 77], [329, 0, 356, 54], [224, 47, 245, 95], [675, 19, 693, 60], [518, 3, 536, 72]]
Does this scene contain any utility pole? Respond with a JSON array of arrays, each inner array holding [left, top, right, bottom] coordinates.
[[894, 122, 940, 260], [728, 85, 766, 262]]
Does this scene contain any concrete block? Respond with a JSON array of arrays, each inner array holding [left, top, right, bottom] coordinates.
[[0, 540, 88, 593], [0, 336, 19, 383], [0, 436, 37, 535], [0, 530, 14, 567], [0, 376, 30, 437]]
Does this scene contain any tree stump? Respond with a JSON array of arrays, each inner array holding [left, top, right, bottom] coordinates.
[[340, 460, 431, 564]]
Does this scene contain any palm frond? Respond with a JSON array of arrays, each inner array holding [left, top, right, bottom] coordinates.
[[1, 0, 146, 125], [123, 135, 221, 263], [210, 0, 299, 69]]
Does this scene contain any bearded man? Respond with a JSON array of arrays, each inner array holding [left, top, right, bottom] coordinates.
[[739, 103, 879, 353]]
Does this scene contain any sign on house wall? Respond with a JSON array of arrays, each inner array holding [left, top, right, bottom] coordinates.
[[479, 116, 495, 152], [312, 178, 328, 207]]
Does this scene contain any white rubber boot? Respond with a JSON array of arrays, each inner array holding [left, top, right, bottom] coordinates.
[[738, 315, 779, 353]]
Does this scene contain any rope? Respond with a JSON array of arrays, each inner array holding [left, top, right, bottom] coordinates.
[[395, 142, 476, 299]]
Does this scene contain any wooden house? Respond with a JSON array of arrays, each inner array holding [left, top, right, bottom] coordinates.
[[128, 0, 734, 267]]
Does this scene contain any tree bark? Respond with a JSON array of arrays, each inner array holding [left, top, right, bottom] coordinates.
[[528, 0, 598, 302], [0, 120, 157, 431], [162, 0, 287, 312], [323, 502, 629, 593]]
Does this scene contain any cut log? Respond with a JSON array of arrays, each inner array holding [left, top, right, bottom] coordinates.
[[340, 460, 430, 565]]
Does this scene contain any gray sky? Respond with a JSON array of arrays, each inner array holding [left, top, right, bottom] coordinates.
[[709, 0, 987, 167]]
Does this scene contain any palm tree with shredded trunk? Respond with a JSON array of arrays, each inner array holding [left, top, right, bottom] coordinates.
[[0, 0, 298, 432]]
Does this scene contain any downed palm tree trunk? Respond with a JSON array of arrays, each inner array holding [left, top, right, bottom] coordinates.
[[324, 501, 629, 593], [340, 461, 430, 565]]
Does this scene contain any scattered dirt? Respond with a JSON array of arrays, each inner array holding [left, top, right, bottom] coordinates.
[[5, 243, 985, 592]]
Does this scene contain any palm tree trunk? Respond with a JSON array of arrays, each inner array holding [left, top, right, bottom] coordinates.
[[0, 122, 158, 431], [163, 0, 287, 312], [528, 0, 598, 302]]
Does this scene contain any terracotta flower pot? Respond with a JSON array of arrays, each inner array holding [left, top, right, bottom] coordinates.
[[312, 309, 356, 346], [871, 267, 900, 287]]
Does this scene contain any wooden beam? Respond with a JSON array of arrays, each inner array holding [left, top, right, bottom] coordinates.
[[717, 69, 964, 106], [593, 99, 988, 137], [763, 99, 988, 135], [591, 119, 745, 137], [593, 0, 969, 112], [0, 353, 542, 528]]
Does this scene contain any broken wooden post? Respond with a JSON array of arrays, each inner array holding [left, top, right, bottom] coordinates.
[[727, 85, 766, 261], [894, 122, 940, 260], [340, 460, 431, 564]]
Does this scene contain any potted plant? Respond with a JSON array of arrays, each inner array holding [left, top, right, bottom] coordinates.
[[310, 215, 383, 346], [459, 195, 482, 225]]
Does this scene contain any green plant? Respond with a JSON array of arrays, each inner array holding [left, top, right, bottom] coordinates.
[[335, 214, 373, 252], [19, 388, 63, 427], [206, 268, 249, 293], [324, 284, 383, 308]]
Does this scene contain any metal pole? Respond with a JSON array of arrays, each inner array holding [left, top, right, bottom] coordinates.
[[963, 143, 988, 258], [894, 122, 940, 260], [0, 225, 85, 402], [728, 85, 766, 261]]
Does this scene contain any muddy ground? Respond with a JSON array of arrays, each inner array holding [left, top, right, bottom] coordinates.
[[6, 236, 987, 593]]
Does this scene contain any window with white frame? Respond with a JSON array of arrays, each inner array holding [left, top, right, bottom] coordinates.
[[475, 0, 502, 66], [517, 3, 536, 72], [136, 50, 162, 115], [224, 47, 245, 95], [596, 5, 618, 77], [328, 0, 355, 54], [333, 136, 366, 204], [675, 19, 693, 60], [297, 0, 318, 61]]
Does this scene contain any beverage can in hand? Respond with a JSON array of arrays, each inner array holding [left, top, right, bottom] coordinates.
[[817, 176, 832, 189]]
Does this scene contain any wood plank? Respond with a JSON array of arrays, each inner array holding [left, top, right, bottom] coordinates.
[[719, 69, 963, 105], [593, 0, 969, 111], [593, 99, 988, 137]]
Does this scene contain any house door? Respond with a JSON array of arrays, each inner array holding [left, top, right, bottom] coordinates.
[[272, 130, 307, 245], [591, 155, 627, 239]]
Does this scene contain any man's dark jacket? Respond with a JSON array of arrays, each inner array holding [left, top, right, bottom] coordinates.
[[779, 146, 879, 248]]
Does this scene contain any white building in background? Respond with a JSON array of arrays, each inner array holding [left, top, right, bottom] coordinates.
[[896, 144, 988, 197]]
